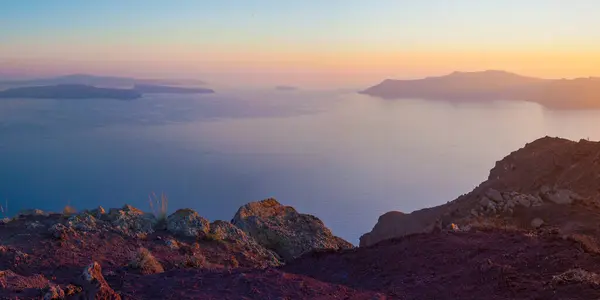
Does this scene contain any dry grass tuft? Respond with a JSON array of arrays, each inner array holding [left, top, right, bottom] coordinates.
[[63, 205, 77, 216], [0, 199, 7, 218], [129, 247, 164, 274], [227, 255, 240, 268], [149, 192, 169, 221], [181, 254, 207, 268]]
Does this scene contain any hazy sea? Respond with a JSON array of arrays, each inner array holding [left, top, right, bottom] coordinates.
[[1, 89, 600, 243]]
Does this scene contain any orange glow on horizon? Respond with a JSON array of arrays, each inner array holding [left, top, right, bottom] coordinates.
[[3, 47, 600, 87]]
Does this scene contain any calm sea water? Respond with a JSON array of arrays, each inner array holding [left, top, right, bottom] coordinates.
[[1, 89, 600, 243]]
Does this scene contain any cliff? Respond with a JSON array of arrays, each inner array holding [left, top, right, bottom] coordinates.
[[361, 136, 600, 247]]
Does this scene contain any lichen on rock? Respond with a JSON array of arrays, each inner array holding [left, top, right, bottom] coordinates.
[[209, 220, 281, 266], [232, 198, 353, 261], [107, 205, 157, 238], [166, 208, 210, 237], [68, 213, 99, 232]]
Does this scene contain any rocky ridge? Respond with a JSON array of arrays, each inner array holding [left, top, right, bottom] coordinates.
[[0, 199, 351, 299], [361, 136, 600, 246]]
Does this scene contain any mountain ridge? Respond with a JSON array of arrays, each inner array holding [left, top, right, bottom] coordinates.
[[361, 70, 600, 109], [0, 74, 206, 88]]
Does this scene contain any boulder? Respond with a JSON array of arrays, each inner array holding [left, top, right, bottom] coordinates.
[[75, 262, 121, 299], [209, 220, 281, 266], [107, 205, 157, 238], [166, 209, 210, 237], [485, 189, 504, 203], [17, 209, 48, 218], [68, 213, 99, 232], [502, 192, 544, 208], [540, 187, 582, 205], [531, 218, 545, 228], [479, 197, 497, 212], [49, 223, 77, 240], [232, 198, 353, 261], [90, 206, 106, 219]]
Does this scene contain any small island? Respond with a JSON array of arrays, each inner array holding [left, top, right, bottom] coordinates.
[[133, 84, 215, 94], [0, 84, 142, 100], [360, 70, 600, 110], [275, 85, 298, 91]]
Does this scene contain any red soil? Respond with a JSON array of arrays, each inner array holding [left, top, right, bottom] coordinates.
[[2, 214, 600, 299]]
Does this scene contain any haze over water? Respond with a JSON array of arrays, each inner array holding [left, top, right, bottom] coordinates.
[[1, 91, 599, 243]]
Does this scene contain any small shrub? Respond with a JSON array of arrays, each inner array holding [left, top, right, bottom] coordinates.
[[227, 255, 239, 268], [63, 205, 77, 216], [148, 192, 168, 221], [181, 254, 206, 268], [129, 247, 164, 274], [203, 232, 222, 242], [0, 199, 8, 219], [64, 284, 83, 296]]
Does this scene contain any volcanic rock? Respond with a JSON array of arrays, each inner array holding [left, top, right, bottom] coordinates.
[[107, 205, 157, 238], [209, 220, 281, 266], [232, 198, 353, 261], [361, 137, 600, 246], [166, 209, 210, 237], [75, 261, 121, 299]]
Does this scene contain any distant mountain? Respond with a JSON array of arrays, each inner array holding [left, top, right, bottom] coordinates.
[[0, 84, 141, 100], [360, 70, 600, 109], [0, 74, 206, 88], [361, 70, 548, 100], [134, 84, 214, 94], [275, 86, 298, 91], [531, 77, 600, 109]]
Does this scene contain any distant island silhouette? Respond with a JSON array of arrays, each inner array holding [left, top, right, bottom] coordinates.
[[0, 84, 141, 100], [360, 70, 600, 109], [275, 86, 298, 91], [134, 84, 214, 94], [0, 74, 206, 88]]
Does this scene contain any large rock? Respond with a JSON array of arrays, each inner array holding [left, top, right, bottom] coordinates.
[[75, 262, 121, 299], [68, 213, 99, 232], [166, 209, 210, 237], [17, 209, 48, 218], [209, 220, 281, 266], [49, 223, 77, 240], [107, 205, 157, 238], [231, 198, 353, 261], [539, 186, 582, 205]]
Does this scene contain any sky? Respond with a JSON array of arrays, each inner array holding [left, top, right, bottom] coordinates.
[[1, 0, 600, 87]]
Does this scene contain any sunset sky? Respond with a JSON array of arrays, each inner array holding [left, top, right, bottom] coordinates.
[[2, 0, 600, 87]]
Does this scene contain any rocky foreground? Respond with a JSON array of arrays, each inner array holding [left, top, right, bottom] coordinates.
[[3, 136, 600, 299]]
